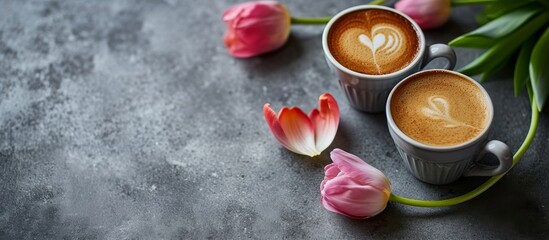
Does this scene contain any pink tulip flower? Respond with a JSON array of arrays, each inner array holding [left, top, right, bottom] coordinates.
[[263, 93, 339, 157], [222, 1, 291, 58], [321, 149, 391, 219], [395, 0, 451, 30]]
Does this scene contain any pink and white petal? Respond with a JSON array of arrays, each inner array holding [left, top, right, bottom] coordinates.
[[234, 15, 288, 48], [319, 93, 340, 121], [234, 13, 290, 55], [321, 164, 340, 191], [278, 107, 319, 156], [323, 163, 341, 180], [310, 93, 339, 153], [263, 104, 300, 154], [222, 1, 290, 58], [232, 1, 290, 50], [224, 1, 280, 20], [330, 149, 391, 192], [322, 185, 389, 219], [321, 176, 389, 219], [236, 1, 279, 17], [222, 3, 245, 22], [324, 179, 389, 207]]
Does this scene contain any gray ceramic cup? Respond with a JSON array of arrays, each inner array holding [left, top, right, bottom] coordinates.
[[386, 70, 513, 185], [322, 5, 456, 112]]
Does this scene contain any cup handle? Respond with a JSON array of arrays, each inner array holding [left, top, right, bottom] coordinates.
[[464, 140, 513, 177], [421, 44, 457, 70]]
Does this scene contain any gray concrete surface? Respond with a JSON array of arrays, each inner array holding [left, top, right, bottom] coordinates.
[[0, 0, 547, 239]]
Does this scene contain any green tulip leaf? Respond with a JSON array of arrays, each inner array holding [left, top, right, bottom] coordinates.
[[458, 12, 549, 76], [450, 5, 540, 48], [484, 0, 536, 20], [514, 38, 536, 96], [480, 56, 511, 82], [458, 46, 500, 76], [472, 6, 540, 38], [449, 35, 494, 49], [476, 12, 491, 26], [529, 26, 549, 112]]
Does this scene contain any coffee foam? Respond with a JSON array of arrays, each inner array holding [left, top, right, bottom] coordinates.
[[390, 71, 489, 146], [328, 9, 420, 75]]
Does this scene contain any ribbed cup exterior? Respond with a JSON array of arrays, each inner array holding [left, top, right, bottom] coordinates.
[[326, 56, 423, 113], [387, 121, 487, 185], [396, 147, 473, 184], [338, 80, 392, 112]]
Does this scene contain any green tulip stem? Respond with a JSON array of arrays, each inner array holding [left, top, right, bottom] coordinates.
[[290, 0, 385, 25], [290, 17, 332, 25], [389, 90, 540, 207], [450, 0, 496, 6]]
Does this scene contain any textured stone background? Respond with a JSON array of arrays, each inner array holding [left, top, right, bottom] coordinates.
[[0, 0, 547, 239]]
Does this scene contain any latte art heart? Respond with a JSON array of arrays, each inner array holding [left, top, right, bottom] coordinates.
[[390, 71, 489, 146], [421, 96, 481, 130], [327, 9, 420, 75], [358, 34, 385, 52], [357, 25, 404, 72]]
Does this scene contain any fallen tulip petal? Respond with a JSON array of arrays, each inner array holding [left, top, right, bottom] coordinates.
[[278, 107, 319, 156], [310, 93, 340, 155], [264, 104, 299, 153], [263, 93, 340, 157]]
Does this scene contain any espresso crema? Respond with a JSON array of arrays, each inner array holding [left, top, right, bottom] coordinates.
[[390, 71, 489, 146], [328, 9, 420, 75]]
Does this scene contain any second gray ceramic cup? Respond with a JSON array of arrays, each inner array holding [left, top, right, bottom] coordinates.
[[386, 70, 513, 185], [322, 5, 456, 112]]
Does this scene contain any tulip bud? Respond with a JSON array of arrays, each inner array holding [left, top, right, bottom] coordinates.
[[321, 149, 391, 219], [395, 0, 451, 30], [222, 1, 291, 58]]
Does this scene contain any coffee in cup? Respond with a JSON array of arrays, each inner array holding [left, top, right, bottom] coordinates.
[[390, 70, 489, 146], [327, 9, 420, 75], [322, 5, 457, 112], [386, 70, 512, 185]]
